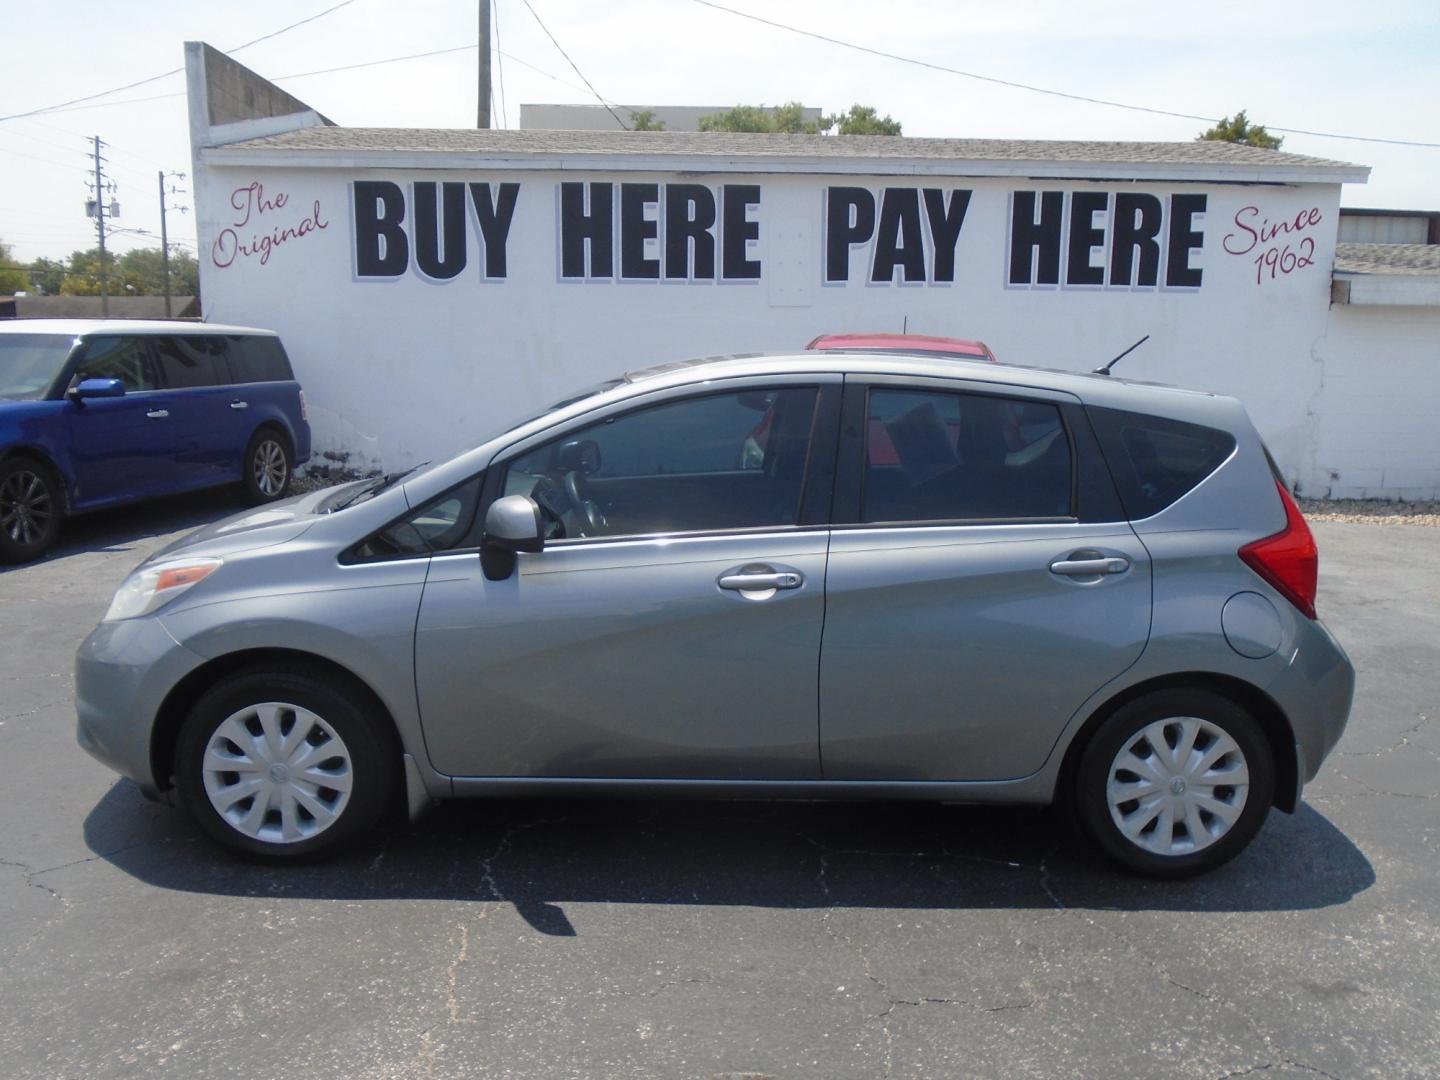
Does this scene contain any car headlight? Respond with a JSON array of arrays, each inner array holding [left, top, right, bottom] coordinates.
[[103, 558, 223, 622]]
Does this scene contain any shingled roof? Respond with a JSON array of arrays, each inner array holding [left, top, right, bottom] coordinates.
[[1335, 243, 1440, 276], [204, 127, 1368, 184]]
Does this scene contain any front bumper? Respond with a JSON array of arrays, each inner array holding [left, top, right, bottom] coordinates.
[[75, 616, 206, 799]]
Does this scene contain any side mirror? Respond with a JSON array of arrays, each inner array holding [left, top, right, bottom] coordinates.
[[68, 377, 126, 402], [481, 494, 544, 581], [484, 494, 545, 553]]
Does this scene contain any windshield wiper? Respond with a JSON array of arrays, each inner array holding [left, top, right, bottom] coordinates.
[[328, 463, 427, 511]]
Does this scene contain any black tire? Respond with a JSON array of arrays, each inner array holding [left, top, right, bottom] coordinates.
[[0, 455, 63, 564], [1074, 688, 1275, 878], [241, 427, 293, 504], [174, 666, 398, 862]]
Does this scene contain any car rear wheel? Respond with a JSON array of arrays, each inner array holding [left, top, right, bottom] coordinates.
[[242, 428, 292, 504], [1074, 688, 1275, 878], [175, 667, 397, 861], [0, 456, 62, 564]]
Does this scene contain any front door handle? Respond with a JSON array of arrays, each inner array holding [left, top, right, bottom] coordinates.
[[145, 409, 170, 419], [229, 400, 249, 410], [1050, 555, 1130, 576], [718, 571, 803, 591]]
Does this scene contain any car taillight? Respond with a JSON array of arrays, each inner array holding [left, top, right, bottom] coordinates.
[[298, 389, 308, 421], [1239, 481, 1318, 619]]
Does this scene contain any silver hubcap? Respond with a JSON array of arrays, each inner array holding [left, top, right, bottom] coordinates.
[[253, 439, 288, 496], [0, 469, 54, 547], [1106, 716, 1250, 857], [202, 702, 353, 844]]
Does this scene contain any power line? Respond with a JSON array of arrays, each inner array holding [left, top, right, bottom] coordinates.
[[0, 0, 362, 123], [15, 43, 612, 119], [518, 0, 627, 130], [688, 0, 1440, 150]]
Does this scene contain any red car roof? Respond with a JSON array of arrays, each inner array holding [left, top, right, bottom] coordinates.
[[805, 333, 996, 361]]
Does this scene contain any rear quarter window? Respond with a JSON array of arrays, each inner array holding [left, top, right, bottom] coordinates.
[[152, 335, 228, 388], [226, 335, 295, 382], [1088, 407, 1236, 519]]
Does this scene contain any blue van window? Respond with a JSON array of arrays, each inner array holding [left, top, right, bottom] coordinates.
[[153, 336, 227, 389], [78, 336, 158, 391], [226, 336, 294, 382]]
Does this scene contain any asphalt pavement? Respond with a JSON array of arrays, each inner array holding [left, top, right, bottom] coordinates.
[[0, 491, 1435, 1079]]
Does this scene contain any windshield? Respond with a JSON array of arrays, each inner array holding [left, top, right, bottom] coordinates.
[[0, 334, 75, 400]]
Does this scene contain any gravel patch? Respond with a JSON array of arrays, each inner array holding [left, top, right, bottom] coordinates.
[[1299, 498, 1440, 527]]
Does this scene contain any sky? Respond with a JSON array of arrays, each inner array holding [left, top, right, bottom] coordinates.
[[1, 0, 1437, 266]]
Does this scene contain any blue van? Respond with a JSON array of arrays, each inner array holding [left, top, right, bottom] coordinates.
[[0, 320, 311, 562]]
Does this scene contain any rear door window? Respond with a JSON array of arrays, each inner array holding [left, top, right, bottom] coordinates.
[[76, 336, 159, 391], [152, 336, 229, 389], [227, 335, 294, 382], [861, 388, 1073, 522], [1088, 407, 1237, 518]]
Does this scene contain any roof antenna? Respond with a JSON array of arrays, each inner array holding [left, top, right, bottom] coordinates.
[[1094, 334, 1150, 376]]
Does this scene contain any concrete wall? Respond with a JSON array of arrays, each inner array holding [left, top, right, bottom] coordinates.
[[1304, 303, 1440, 499], [192, 161, 1377, 492]]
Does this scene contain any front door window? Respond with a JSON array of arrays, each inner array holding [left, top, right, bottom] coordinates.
[[502, 386, 819, 540]]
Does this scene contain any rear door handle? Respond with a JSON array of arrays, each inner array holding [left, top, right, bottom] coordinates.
[[229, 400, 249, 410], [145, 409, 169, 419], [718, 571, 803, 591], [1050, 556, 1130, 576]]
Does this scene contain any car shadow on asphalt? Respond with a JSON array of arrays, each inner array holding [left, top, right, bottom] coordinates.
[[1, 487, 243, 572], [84, 781, 1375, 936]]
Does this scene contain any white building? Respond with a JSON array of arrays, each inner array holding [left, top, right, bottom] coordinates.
[[185, 43, 1440, 499]]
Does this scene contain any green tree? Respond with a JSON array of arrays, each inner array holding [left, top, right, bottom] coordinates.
[[823, 104, 902, 135], [629, 109, 666, 131], [49, 246, 197, 298], [116, 247, 199, 296], [57, 248, 114, 296], [29, 257, 66, 295], [0, 239, 31, 294], [1198, 110, 1282, 150], [699, 101, 825, 134], [699, 102, 901, 136]]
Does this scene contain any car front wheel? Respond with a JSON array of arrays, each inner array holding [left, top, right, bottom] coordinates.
[[1074, 688, 1275, 878], [0, 456, 62, 563], [175, 667, 397, 861]]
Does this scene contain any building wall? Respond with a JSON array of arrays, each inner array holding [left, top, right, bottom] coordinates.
[[1306, 303, 1440, 499], [195, 162, 1353, 488]]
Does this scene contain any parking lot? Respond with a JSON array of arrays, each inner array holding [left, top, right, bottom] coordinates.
[[0, 495, 1436, 1080]]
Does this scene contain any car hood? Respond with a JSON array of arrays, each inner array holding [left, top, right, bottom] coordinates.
[[147, 487, 336, 562]]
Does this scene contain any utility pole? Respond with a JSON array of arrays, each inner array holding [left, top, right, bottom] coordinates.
[[158, 171, 172, 318], [478, 0, 491, 128], [156, 170, 188, 318], [91, 136, 110, 317]]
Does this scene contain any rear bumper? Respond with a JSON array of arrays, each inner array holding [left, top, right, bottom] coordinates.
[[1268, 616, 1355, 789], [74, 615, 206, 799]]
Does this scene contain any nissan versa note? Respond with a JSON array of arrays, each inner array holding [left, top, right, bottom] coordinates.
[[75, 352, 1354, 877], [0, 320, 310, 562]]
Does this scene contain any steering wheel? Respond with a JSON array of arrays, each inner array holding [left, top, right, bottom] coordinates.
[[563, 469, 608, 536]]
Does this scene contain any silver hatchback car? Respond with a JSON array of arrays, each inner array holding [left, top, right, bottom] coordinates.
[[76, 353, 1354, 876]]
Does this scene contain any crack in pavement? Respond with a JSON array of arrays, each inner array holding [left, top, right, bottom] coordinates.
[[1216, 1061, 1345, 1080], [0, 855, 71, 911], [1336, 713, 1440, 765]]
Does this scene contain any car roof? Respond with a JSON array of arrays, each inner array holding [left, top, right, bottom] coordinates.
[[621, 351, 1225, 421], [807, 332, 992, 358], [0, 319, 278, 337]]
